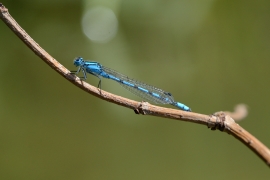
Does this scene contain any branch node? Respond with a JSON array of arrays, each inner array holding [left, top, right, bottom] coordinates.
[[133, 101, 150, 115], [209, 112, 227, 131]]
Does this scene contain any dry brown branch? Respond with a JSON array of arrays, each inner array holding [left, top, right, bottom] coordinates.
[[1, 3, 269, 167]]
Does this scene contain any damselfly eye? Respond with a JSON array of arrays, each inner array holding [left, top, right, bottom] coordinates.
[[73, 57, 85, 66]]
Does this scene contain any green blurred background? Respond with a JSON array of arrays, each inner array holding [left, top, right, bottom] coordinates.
[[1, 0, 270, 179]]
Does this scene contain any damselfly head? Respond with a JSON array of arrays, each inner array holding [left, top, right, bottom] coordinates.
[[73, 57, 84, 67]]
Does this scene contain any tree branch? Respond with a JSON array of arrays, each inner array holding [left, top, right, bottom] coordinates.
[[1, 3, 270, 167]]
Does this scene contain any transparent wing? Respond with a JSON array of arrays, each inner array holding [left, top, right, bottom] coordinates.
[[102, 66, 175, 105]]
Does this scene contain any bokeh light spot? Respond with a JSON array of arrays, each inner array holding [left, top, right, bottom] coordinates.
[[82, 6, 118, 43]]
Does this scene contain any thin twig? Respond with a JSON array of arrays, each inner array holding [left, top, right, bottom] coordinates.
[[1, 3, 270, 167], [224, 104, 248, 121]]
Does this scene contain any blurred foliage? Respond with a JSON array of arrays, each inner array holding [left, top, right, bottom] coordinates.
[[0, 0, 270, 179]]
